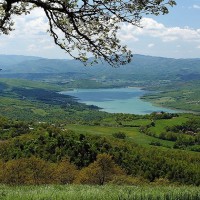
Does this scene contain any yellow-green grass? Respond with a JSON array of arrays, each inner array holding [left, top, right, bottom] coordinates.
[[31, 109, 48, 116], [121, 119, 151, 127], [0, 185, 199, 200], [149, 115, 189, 135], [66, 124, 174, 147]]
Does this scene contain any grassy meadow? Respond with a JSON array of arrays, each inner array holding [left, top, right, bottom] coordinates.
[[66, 123, 175, 148], [0, 185, 200, 200]]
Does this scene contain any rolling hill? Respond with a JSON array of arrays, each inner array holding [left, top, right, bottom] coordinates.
[[0, 54, 200, 82]]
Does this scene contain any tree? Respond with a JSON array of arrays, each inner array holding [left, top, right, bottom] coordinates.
[[26, 156, 55, 184], [2, 158, 29, 185], [1, 157, 55, 185], [76, 153, 124, 185], [53, 158, 77, 184], [0, 0, 176, 66]]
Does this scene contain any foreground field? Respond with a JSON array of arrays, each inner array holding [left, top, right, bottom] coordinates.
[[0, 185, 199, 200]]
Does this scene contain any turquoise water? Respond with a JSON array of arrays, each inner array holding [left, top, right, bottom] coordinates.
[[61, 88, 179, 115]]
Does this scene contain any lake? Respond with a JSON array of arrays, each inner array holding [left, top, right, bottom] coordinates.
[[61, 88, 179, 115]]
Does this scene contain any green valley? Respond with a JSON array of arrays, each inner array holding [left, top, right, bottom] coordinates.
[[0, 0, 200, 197], [0, 55, 199, 199]]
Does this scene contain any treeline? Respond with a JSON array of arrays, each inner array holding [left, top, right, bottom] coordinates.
[[0, 117, 200, 186], [114, 112, 177, 127], [0, 154, 125, 185], [115, 112, 177, 122]]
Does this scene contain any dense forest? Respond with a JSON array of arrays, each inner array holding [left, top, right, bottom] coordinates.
[[0, 115, 199, 186]]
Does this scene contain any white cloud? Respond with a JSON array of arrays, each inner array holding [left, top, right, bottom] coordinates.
[[13, 14, 48, 39], [0, 42, 5, 47], [148, 43, 155, 48], [193, 4, 200, 9], [43, 45, 54, 50], [141, 18, 200, 42], [116, 17, 200, 58], [197, 45, 200, 49], [27, 8, 46, 18], [119, 18, 200, 43], [118, 24, 139, 42], [141, 18, 165, 30], [0, 7, 67, 58], [27, 44, 37, 52]]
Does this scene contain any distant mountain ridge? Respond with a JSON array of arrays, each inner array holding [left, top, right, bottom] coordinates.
[[0, 55, 42, 67], [0, 54, 200, 81]]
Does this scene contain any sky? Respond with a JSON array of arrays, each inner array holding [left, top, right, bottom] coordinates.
[[0, 0, 200, 59]]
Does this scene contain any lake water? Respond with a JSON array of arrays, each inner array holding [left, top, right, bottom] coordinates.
[[61, 88, 178, 115]]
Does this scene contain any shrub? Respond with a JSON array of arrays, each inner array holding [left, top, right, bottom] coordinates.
[[112, 132, 126, 139], [149, 141, 162, 146], [75, 154, 124, 185]]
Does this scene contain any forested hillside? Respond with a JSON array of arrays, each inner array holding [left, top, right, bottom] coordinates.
[[0, 115, 200, 186]]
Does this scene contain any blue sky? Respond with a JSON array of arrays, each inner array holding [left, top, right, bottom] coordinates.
[[0, 0, 200, 59], [151, 0, 200, 28]]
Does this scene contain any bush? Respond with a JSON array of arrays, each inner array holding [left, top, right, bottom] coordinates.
[[190, 146, 200, 152], [112, 132, 126, 139], [149, 141, 162, 146]]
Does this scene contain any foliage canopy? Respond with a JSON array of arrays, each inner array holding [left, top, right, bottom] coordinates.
[[0, 0, 176, 66]]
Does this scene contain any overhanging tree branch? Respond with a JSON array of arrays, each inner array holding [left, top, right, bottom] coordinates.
[[0, 0, 176, 66]]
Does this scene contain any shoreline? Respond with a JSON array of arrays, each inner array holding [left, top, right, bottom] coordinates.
[[61, 87, 185, 115], [140, 96, 200, 114], [60, 86, 199, 115]]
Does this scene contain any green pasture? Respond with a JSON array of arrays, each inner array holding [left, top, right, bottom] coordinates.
[[66, 124, 175, 148], [149, 115, 189, 135]]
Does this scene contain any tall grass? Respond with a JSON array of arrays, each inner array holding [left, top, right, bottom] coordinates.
[[0, 185, 199, 200]]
